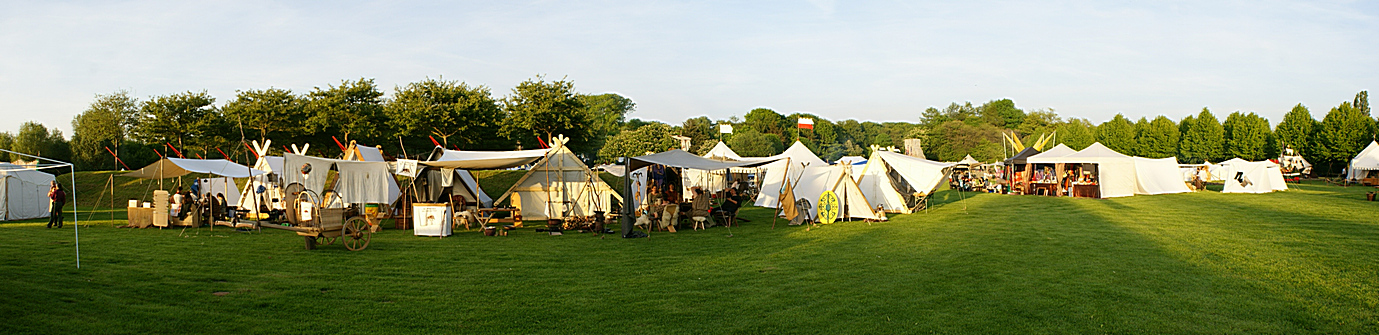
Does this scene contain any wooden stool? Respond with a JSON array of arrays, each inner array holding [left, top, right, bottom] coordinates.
[[692, 216, 707, 230]]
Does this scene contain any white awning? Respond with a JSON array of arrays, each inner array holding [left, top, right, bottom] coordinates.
[[120, 158, 265, 179], [628, 149, 776, 172], [423, 146, 550, 169]]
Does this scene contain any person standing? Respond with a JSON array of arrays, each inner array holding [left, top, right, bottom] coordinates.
[[47, 181, 65, 228]]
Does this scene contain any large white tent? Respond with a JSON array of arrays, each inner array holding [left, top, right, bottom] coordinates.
[[283, 154, 399, 205], [1219, 159, 1288, 193], [1346, 141, 1379, 181], [855, 150, 953, 213], [1027, 143, 1138, 198], [754, 141, 828, 207], [702, 141, 743, 161], [424, 147, 550, 170], [0, 163, 54, 220], [120, 158, 265, 179]]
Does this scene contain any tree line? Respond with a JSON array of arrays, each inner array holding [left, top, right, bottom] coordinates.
[[0, 74, 1370, 176]]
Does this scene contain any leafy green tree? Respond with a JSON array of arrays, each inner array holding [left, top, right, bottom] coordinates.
[[71, 91, 139, 170], [1136, 116, 1179, 158], [579, 93, 636, 156], [743, 108, 787, 146], [130, 91, 218, 152], [306, 78, 386, 150], [978, 98, 1025, 129], [1274, 103, 1316, 159], [1314, 101, 1373, 173], [222, 88, 306, 145], [679, 116, 716, 154], [1179, 108, 1224, 163], [1095, 114, 1136, 154], [726, 127, 782, 157], [597, 123, 677, 163], [1016, 108, 1060, 139], [0, 132, 12, 161], [501, 76, 590, 149], [1222, 112, 1272, 161], [1356, 90, 1370, 116], [385, 78, 503, 154], [924, 120, 1003, 162], [1056, 119, 1096, 150], [14, 122, 69, 162]]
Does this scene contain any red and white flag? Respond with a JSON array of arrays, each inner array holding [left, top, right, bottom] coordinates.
[[797, 117, 814, 130]]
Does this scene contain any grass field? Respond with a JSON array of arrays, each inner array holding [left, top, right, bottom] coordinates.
[[3, 177, 1378, 334]]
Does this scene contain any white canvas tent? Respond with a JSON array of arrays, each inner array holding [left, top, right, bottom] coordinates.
[[494, 138, 621, 220], [1131, 157, 1192, 195], [196, 177, 242, 207], [781, 165, 882, 221], [754, 141, 828, 207], [340, 142, 402, 203], [702, 141, 743, 161], [1346, 141, 1379, 181], [120, 158, 266, 179], [1219, 159, 1288, 193], [855, 151, 953, 213], [955, 155, 981, 168], [0, 163, 54, 220], [424, 147, 551, 170]]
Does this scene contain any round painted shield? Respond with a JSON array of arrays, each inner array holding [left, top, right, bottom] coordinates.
[[818, 190, 840, 224]]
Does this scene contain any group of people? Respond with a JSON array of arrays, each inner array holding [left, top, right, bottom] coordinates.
[[636, 185, 743, 231], [170, 184, 233, 224]]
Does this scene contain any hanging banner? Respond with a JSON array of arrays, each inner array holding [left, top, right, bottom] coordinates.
[[719, 124, 733, 134], [395, 159, 419, 178]]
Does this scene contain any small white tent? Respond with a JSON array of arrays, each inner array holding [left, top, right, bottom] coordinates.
[[702, 141, 743, 161], [855, 151, 953, 213], [1346, 141, 1379, 181], [1131, 157, 1192, 195], [755, 141, 828, 207], [784, 165, 882, 221], [1220, 159, 1288, 193], [0, 163, 54, 220], [494, 137, 621, 220]]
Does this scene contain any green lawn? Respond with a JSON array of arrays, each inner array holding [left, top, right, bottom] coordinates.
[[3, 179, 1377, 334]]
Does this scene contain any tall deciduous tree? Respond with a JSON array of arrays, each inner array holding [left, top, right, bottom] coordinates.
[[679, 116, 716, 154], [71, 90, 139, 170], [1314, 101, 1372, 173], [1136, 116, 1179, 158], [13, 122, 70, 163], [0, 132, 12, 161], [386, 78, 503, 153], [925, 120, 1003, 162], [222, 88, 306, 145], [501, 76, 590, 149], [1179, 108, 1224, 163], [743, 108, 787, 147], [979, 98, 1026, 129], [1096, 114, 1136, 154], [580, 93, 635, 150], [305, 78, 386, 152], [1274, 103, 1316, 159], [131, 91, 218, 152], [1222, 112, 1272, 161]]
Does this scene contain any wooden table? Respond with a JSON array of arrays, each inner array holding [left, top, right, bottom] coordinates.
[[1028, 182, 1059, 196], [1071, 184, 1099, 198], [127, 207, 154, 228], [477, 208, 522, 226]]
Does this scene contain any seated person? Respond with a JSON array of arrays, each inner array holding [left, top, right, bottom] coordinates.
[[690, 187, 710, 220]]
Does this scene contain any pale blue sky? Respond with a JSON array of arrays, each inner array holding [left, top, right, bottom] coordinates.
[[1, 1, 1375, 136]]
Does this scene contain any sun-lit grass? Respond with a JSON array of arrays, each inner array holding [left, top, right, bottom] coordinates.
[[2, 179, 1377, 334]]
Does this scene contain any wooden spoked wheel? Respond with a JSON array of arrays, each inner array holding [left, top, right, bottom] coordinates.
[[343, 217, 371, 251]]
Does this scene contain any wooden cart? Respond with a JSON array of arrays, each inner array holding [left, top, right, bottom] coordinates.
[[289, 190, 373, 251]]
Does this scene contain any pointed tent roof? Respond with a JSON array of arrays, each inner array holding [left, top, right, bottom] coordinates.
[[1004, 147, 1041, 165], [786, 165, 882, 221], [1025, 144, 1078, 163], [766, 141, 826, 167], [342, 141, 387, 162], [702, 141, 743, 161], [956, 155, 980, 166]]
